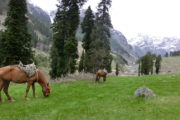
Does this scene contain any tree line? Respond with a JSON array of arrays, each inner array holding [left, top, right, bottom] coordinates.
[[138, 52, 162, 76], [164, 51, 180, 57], [50, 0, 113, 78]]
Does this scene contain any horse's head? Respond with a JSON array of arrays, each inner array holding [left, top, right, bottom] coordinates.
[[37, 71, 51, 97], [42, 83, 51, 97]]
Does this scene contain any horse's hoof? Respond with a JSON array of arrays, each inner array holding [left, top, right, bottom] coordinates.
[[10, 99, 15, 102], [25, 97, 30, 101], [0, 99, 4, 102], [8, 97, 15, 102]]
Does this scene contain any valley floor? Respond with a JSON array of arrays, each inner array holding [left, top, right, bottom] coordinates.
[[0, 74, 180, 120]]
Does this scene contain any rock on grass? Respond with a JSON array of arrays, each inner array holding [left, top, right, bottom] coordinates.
[[134, 87, 156, 98]]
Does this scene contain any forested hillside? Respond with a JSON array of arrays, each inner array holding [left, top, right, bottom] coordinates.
[[0, 1, 52, 52], [27, 3, 52, 51]]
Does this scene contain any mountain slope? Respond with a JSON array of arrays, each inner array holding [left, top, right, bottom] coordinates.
[[110, 29, 138, 62], [76, 9, 139, 63], [0, 2, 52, 52], [27, 3, 52, 51], [28, 4, 51, 26]]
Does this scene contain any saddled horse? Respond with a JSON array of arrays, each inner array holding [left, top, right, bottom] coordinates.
[[0, 65, 50, 102], [96, 69, 107, 82]]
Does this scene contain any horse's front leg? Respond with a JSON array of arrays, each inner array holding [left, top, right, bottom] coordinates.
[[103, 76, 106, 82], [25, 81, 33, 100], [96, 75, 99, 82], [32, 82, 36, 98]]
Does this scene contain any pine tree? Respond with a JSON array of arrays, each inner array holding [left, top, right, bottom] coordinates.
[[81, 6, 95, 72], [87, 0, 113, 73], [50, 5, 68, 78], [0, 31, 2, 40], [81, 6, 95, 52], [0, 0, 34, 66], [165, 52, 169, 57], [50, 0, 86, 78], [115, 63, 119, 76], [140, 52, 155, 75], [155, 55, 162, 74], [65, 0, 87, 73]]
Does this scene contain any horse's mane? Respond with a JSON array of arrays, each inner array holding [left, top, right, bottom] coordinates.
[[36, 71, 49, 84]]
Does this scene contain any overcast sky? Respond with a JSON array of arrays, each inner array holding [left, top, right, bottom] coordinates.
[[29, 0, 180, 39]]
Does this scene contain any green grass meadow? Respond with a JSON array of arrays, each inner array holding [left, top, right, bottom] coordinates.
[[0, 74, 180, 120]]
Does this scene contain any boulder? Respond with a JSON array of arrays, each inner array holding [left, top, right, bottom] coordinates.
[[134, 87, 156, 98]]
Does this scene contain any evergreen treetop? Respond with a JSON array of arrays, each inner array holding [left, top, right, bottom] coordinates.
[[0, 0, 34, 66], [96, 0, 112, 28], [81, 6, 95, 51]]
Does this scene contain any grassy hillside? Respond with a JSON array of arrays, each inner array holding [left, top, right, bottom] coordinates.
[[0, 74, 180, 120], [161, 56, 180, 74]]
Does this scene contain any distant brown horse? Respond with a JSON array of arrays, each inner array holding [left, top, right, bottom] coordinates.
[[0, 65, 50, 102], [96, 69, 107, 82]]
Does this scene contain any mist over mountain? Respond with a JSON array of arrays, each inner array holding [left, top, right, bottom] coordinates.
[[128, 34, 180, 56]]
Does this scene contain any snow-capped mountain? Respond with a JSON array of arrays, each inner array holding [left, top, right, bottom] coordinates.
[[128, 34, 180, 56]]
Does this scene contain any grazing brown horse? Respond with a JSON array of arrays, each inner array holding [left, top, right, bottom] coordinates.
[[96, 69, 107, 82], [0, 65, 50, 102]]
